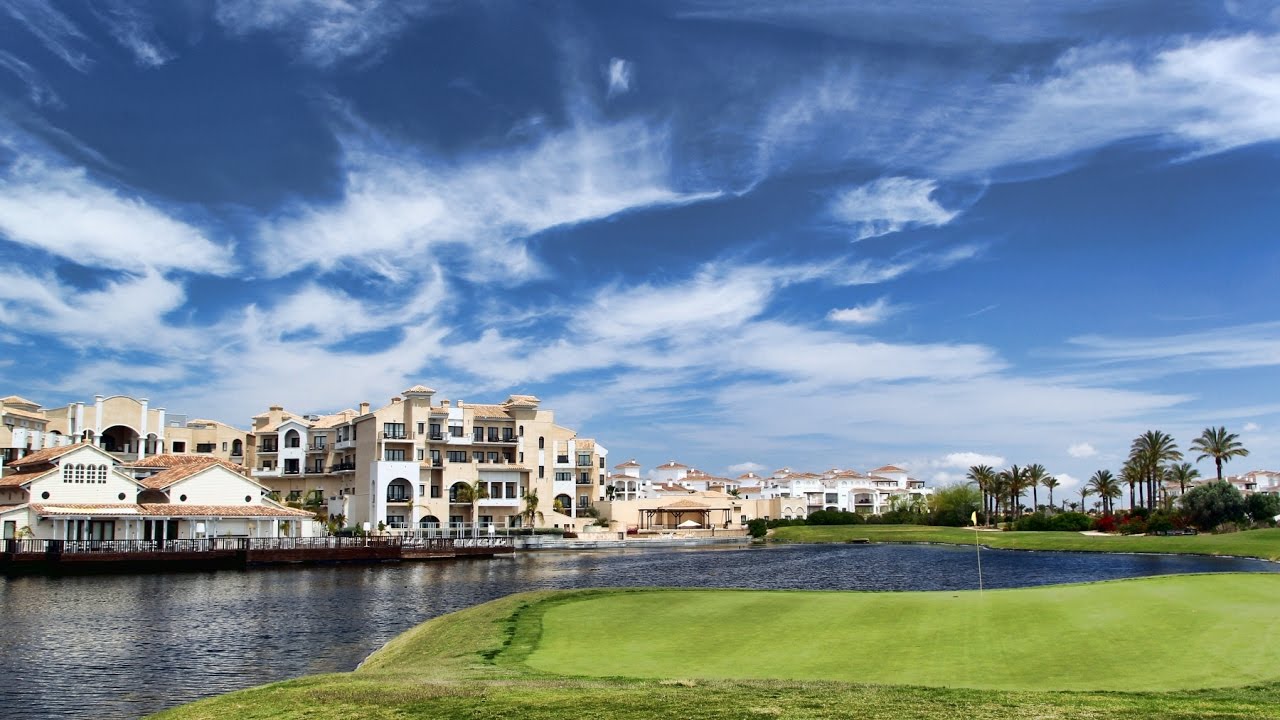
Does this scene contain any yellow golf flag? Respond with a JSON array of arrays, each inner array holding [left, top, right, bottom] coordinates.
[[971, 511, 978, 526]]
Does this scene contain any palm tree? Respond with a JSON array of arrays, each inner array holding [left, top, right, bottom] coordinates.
[[522, 490, 542, 530], [1167, 462, 1200, 497], [454, 481, 488, 530], [1079, 485, 1092, 515], [999, 465, 1027, 519], [1025, 464, 1048, 512], [1086, 470, 1120, 515], [1190, 426, 1249, 482], [966, 465, 996, 524], [1042, 475, 1061, 510], [1130, 430, 1182, 510]]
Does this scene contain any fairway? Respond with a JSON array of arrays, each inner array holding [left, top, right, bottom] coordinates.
[[525, 574, 1280, 691]]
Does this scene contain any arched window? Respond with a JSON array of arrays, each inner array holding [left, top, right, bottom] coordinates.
[[538, 437, 545, 449], [63, 465, 73, 483], [75, 464, 85, 483], [232, 439, 243, 456], [98, 465, 108, 482]]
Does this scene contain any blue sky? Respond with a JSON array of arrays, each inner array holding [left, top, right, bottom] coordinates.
[[2, 1, 1278, 492]]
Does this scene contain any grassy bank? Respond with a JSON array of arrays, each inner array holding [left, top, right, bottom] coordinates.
[[155, 576, 1280, 719], [771, 524, 1280, 560]]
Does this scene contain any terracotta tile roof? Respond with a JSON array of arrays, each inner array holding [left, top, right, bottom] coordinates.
[[871, 465, 906, 473], [460, 403, 511, 418], [311, 410, 357, 429], [1, 395, 40, 407], [659, 498, 709, 509], [31, 503, 145, 516], [29, 503, 313, 518], [737, 486, 762, 494], [403, 385, 436, 394], [0, 468, 52, 487], [736, 472, 761, 479], [124, 454, 245, 471], [615, 459, 641, 468], [659, 461, 689, 469], [132, 457, 251, 490], [7, 442, 92, 469], [503, 395, 540, 407], [2, 407, 48, 422]]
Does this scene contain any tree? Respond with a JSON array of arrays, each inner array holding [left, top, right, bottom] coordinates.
[[1168, 462, 1200, 497], [727, 488, 742, 498], [1120, 460, 1143, 511], [1086, 470, 1121, 515], [1042, 475, 1061, 510], [1180, 480, 1247, 531], [522, 490, 542, 530], [1190, 426, 1249, 483], [455, 482, 488, 529], [1130, 430, 1182, 510], [1079, 486, 1092, 515], [1025, 464, 1048, 511], [1246, 493, 1280, 525], [999, 465, 1028, 519], [928, 483, 982, 526], [966, 465, 997, 524]]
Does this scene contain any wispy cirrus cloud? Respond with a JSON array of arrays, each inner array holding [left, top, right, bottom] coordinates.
[[89, 0, 175, 67], [606, 57, 633, 97], [830, 177, 963, 240], [828, 297, 897, 325], [1066, 321, 1280, 373], [0, 50, 60, 106], [3, 0, 92, 71], [257, 119, 719, 281], [214, 0, 442, 66]]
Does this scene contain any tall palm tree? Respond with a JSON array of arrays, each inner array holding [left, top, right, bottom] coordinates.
[[1025, 464, 1048, 512], [1079, 485, 1093, 515], [1167, 462, 1200, 496], [966, 464, 996, 524], [455, 481, 489, 530], [1042, 474, 1061, 510], [1120, 460, 1143, 512], [1087, 470, 1119, 514], [1000, 465, 1027, 519], [1190, 426, 1249, 483], [1130, 430, 1182, 510]]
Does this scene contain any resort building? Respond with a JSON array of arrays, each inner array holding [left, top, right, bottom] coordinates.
[[2, 394, 248, 468], [0, 443, 316, 541], [245, 386, 609, 532]]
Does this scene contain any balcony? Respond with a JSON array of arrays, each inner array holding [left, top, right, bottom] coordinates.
[[475, 435, 518, 445], [283, 468, 301, 475], [427, 432, 444, 441], [253, 468, 282, 478], [257, 447, 278, 455], [382, 431, 413, 441], [478, 497, 520, 507], [385, 495, 411, 504], [307, 444, 328, 453], [329, 462, 356, 473]]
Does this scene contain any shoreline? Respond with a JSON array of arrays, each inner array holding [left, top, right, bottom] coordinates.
[[817, 537, 1280, 564]]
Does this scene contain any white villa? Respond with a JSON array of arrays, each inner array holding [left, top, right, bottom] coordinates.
[[0, 443, 318, 542]]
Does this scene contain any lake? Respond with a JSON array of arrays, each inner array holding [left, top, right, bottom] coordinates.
[[1, 543, 1275, 718]]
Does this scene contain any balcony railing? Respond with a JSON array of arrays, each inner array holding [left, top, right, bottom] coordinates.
[[308, 444, 328, 452], [382, 431, 412, 440], [329, 462, 356, 473], [283, 468, 301, 475], [428, 432, 444, 441]]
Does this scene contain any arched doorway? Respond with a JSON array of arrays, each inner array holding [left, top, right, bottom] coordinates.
[[554, 494, 572, 514], [100, 425, 139, 457]]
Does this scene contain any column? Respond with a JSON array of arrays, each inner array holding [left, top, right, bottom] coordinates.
[[157, 408, 166, 454], [93, 395, 104, 445], [138, 398, 149, 460]]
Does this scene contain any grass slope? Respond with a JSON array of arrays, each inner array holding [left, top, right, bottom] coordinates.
[[772, 524, 1280, 560], [527, 575, 1280, 691], [155, 576, 1280, 720]]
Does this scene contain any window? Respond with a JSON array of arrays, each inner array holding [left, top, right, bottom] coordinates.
[[385, 515, 405, 528], [538, 436, 545, 449], [449, 424, 463, 437], [579, 472, 589, 483], [419, 484, 426, 496], [429, 423, 442, 440], [384, 422, 406, 439], [488, 452, 499, 463], [63, 465, 72, 483], [488, 427, 499, 442], [473, 427, 484, 441], [447, 450, 467, 463], [502, 428, 514, 441], [197, 443, 216, 453], [222, 442, 228, 451], [430, 484, 441, 498], [578, 453, 591, 466], [579, 494, 588, 507], [449, 515, 464, 525], [385, 449, 406, 461], [538, 465, 545, 478], [556, 471, 571, 483], [599, 474, 605, 486], [416, 449, 424, 461], [430, 449, 441, 465], [314, 460, 324, 473], [173, 441, 186, 453], [473, 451, 484, 463], [478, 515, 494, 526], [417, 422, 425, 435], [599, 457, 604, 469], [519, 452, 524, 463], [75, 464, 84, 483], [387, 483, 407, 501]]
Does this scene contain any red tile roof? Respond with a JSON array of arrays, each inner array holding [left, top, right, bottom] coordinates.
[[7, 442, 93, 469]]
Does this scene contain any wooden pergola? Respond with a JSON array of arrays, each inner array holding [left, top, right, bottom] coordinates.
[[639, 498, 733, 530]]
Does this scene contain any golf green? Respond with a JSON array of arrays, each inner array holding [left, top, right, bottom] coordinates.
[[525, 574, 1280, 691]]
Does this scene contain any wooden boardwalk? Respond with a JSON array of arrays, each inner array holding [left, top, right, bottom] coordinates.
[[0, 536, 514, 575]]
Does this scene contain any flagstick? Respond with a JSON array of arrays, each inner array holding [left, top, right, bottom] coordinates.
[[973, 521, 984, 594]]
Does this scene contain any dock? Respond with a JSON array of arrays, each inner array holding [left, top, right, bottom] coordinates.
[[0, 536, 514, 575]]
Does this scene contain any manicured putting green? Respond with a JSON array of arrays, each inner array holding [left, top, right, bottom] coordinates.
[[525, 574, 1280, 691]]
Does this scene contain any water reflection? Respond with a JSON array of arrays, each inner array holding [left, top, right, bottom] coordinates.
[[1, 543, 1274, 718]]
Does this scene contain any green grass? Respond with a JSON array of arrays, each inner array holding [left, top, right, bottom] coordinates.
[[154, 576, 1280, 720], [772, 524, 1280, 560]]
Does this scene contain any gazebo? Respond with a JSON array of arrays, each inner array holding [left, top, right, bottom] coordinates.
[[639, 498, 733, 530]]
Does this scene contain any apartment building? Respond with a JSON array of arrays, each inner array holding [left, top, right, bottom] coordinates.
[[2, 394, 248, 469], [246, 385, 608, 532]]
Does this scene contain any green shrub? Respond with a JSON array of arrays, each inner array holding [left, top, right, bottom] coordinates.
[[805, 510, 864, 526], [746, 519, 769, 539], [1246, 493, 1280, 524], [1181, 481, 1247, 532], [1118, 517, 1148, 535], [1048, 512, 1093, 531], [1013, 513, 1052, 531], [1146, 512, 1175, 534]]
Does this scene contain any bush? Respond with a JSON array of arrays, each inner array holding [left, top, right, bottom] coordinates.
[[805, 510, 864, 526], [1013, 513, 1052, 531], [746, 519, 769, 539], [929, 508, 971, 527], [1181, 481, 1247, 532], [1118, 516, 1148, 535], [1146, 511, 1175, 534], [1092, 514, 1119, 533], [1049, 512, 1093, 531], [1246, 493, 1280, 525]]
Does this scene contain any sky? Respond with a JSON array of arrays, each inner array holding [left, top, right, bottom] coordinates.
[[1, 1, 1278, 494]]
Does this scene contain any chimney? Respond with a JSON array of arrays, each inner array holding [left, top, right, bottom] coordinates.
[[441, 400, 450, 407], [391, 397, 402, 404], [359, 402, 370, 414]]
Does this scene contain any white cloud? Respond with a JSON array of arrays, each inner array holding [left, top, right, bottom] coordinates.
[[727, 461, 765, 474], [215, 0, 439, 66], [831, 177, 960, 240], [257, 120, 715, 281], [1067, 321, 1280, 374], [932, 452, 1005, 469], [1067, 442, 1097, 458], [90, 0, 175, 67], [0, 156, 234, 275], [606, 57, 633, 96], [828, 297, 897, 325], [1244, 422, 1261, 432], [0, 50, 60, 106], [3, 0, 91, 71]]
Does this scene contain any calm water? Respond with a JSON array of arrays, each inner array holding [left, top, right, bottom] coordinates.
[[1, 543, 1276, 718]]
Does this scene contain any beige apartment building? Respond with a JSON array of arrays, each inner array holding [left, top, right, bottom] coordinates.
[[2, 394, 248, 469], [245, 385, 609, 532]]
